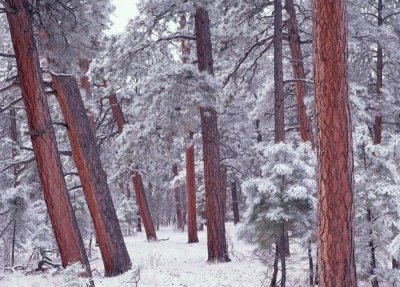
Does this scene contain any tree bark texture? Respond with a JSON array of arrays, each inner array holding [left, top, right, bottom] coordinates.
[[132, 172, 157, 240], [5, 0, 91, 274], [284, 0, 313, 143], [172, 164, 184, 229], [9, 108, 19, 187], [200, 107, 230, 262], [274, 0, 285, 143], [219, 165, 228, 219], [107, 93, 126, 134], [186, 134, 199, 243], [374, 0, 383, 145], [52, 75, 131, 277], [231, 180, 240, 224], [312, 0, 357, 286], [195, 4, 229, 262]]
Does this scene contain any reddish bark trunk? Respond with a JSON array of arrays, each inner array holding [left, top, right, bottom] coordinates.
[[78, 59, 92, 99], [172, 164, 184, 229], [200, 107, 230, 262], [52, 75, 131, 277], [132, 172, 157, 240], [195, 4, 229, 262], [186, 134, 199, 243], [231, 180, 240, 225], [313, 0, 357, 286], [284, 0, 313, 143], [107, 93, 126, 134], [5, 0, 91, 274]]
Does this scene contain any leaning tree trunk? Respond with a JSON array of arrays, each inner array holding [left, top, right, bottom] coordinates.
[[195, 2, 229, 263], [52, 75, 131, 277], [284, 0, 313, 144], [132, 172, 157, 240], [186, 133, 199, 243], [312, 0, 357, 286], [5, 0, 91, 275]]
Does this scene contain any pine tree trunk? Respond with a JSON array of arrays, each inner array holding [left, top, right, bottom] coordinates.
[[367, 209, 379, 287], [200, 107, 230, 262], [219, 165, 228, 220], [231, 180, 240, 225], [195, 4, 229, 262], [280, 225, 286, 287], [186, 133, 199, 243], [78, 59, 92, 99], [137, 211, 142, 232], [132, 172, 157, 240], [52, 75, 131, 277], [313, 0, 357, 286], [5, 0, 91, 274], [270, 243, 279, 287], [308, 239, 314, 287], [172, 164, 183, 229], [108, 93, 126, 134], [274, 0, 285, 144], [284, 0, 313, 143], [9, 108, 19, 187], [374, 0, 383, 145]]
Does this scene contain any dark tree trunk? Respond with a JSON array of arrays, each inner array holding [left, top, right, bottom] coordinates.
[[374, 0, 383, 145], [270, 243, 279, 287], [195, 4, 229, 262], [136, 211, 142, 232], [52, 75, 131, 277], [5, 0, 91, 275], [108, 93, 126, 134], [274, 0, 285, 144], [313, 0, 357, 286], [231, 180, 240, 224], [367, 209, 379, 287], [186, 133, 199, 243], [284, 0, 313, 143], [219, 165, 228, 220], [200, 107, 230, 262], [280, 225, 286, 287], [172, 164, 183, 230], [9, 108, 19, 187], [11, 220, 16, 267], [308, 240, 314, 287], [132, 172, 157, 240]]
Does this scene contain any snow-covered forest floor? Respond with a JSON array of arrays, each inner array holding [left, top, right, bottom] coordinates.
[[0, 223, 314, 287]]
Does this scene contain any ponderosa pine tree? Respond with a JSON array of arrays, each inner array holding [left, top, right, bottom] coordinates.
[[195, 2, 229, 263], [4, 0, 91, 275], [52, 74, 131, 277], [313, 0, 357, 285]]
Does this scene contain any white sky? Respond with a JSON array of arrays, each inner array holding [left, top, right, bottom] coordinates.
[[109, 0, 139, 34]]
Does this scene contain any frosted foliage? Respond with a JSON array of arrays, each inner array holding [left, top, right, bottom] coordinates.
[[354, 125, 400, 283], [241, 142, 316, 251]]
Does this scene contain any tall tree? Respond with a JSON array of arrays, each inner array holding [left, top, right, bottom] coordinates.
[[52, 74, 131, 277], [312, 0, 357, 286], [4, 0, 91, 274], [195, 2, 229, 262], [284, 0, 313, 143]]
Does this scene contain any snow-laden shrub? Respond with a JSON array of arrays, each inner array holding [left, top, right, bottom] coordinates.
[[240, 142, 316, 255]]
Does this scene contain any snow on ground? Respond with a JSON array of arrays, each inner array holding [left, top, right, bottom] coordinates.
[[0, 223, 312, 287]]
